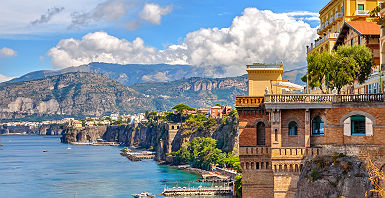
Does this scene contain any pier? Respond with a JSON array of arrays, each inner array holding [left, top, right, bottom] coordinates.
[[120, 151, 155, 161], [161, 185, 232, 196]]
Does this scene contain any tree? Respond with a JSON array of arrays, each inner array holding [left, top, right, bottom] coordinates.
[[306, 51, 333, 93], [306, 45, 374, 93], [172, 104, 195, 124], [214, 103, 222, 107], [234, 175, 242, 197], [330, 45, 374, 93]]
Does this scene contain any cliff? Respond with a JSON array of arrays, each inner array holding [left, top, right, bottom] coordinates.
[[60, 115, 239, 161], [0, 72, 154, 120], [0, 124, 65, 135], [296, 154, 374, 198]]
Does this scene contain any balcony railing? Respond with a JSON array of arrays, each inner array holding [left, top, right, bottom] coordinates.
[[308, 32, 339, 52], [265, 94, 334, 103], [333, 94, 384, 103], [335, 12, 343, 19], [236, 96, 264, 106], [355, 10, 369, 16], [264, 93, 384, 104]]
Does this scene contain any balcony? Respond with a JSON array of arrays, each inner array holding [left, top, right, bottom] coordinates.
[[236, 96, 264, 107], [308, 32, 340, 52], [355, 10, 369, 16], [335, 12, 343, 19], [265, 93, 384, 104]]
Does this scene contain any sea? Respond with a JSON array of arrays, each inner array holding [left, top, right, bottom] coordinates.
[[0, 135, 232, 198]]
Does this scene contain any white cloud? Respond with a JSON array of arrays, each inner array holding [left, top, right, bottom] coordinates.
[[142, 72, 170, 82], [0, 74, 15, 82], [284, 11, 320, 21], [139, 3, 172, 25], [0, 47, 17, 57], [48, 8, 317, 76], [0, 0, 173, 35]]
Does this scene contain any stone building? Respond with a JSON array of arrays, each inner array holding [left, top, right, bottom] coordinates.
[[236, 63, 385, 197]]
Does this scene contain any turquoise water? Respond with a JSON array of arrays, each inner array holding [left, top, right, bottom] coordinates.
[[0, 135, 231, 198]]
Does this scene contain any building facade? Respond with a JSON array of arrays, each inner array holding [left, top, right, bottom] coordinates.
[[237, 63, 385, 198], [307, 0, 383, 54]]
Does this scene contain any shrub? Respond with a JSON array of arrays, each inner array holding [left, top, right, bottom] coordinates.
[[310, 168, 321, 182]]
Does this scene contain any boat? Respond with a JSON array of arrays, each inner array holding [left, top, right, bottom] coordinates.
[[131, 192, 154, 198], [67, 143, 71, 150], [43, 150, 48, 152]]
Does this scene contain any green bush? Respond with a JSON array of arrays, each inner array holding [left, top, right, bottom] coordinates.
[[310, 168, 321, 182]]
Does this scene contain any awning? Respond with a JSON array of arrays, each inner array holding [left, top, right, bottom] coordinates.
[[273, 81, 304, 92]]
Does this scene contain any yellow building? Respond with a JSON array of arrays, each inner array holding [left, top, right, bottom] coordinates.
[[246, 63, 283, 96], [307, 0, 383, 54]]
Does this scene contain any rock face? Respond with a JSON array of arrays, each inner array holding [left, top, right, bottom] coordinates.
[[60, 116, 239, 162], [0, 72, 154, 120], [0, 124, 64, 135], [296, 154, 374, 198], [131, 75, 248, 109], [61, 126, 108, 143]]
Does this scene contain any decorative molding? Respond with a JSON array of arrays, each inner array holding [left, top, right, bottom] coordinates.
[[339, 110, 376, 125]]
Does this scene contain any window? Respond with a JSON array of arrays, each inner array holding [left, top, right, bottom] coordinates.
[[351, 39, 354, 46], [288, 121, 298, 136], [358, 4, 364, 10], [358, 36, 361, 45], [368, 83, 380, 94], [351, 115, 366, 135], [312, 116, 324, 136]]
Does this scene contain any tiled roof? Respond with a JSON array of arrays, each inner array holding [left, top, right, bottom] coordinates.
[[346, 21, 380, 35]]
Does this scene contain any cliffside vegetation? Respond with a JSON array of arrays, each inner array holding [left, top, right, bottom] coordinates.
[[170, 137, 240, 171]]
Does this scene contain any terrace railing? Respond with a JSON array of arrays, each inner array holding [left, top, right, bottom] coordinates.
[[265, 93, 384, 104], [264, 94, 334, 103], [236, 96, 264, 106]]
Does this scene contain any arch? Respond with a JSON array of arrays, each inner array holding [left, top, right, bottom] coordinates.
[[253, 118, 270, 128], [257, 122, 266, 146], [295, 164, 299, 172], [339, 111, 376, 125], [288, 121, 298, 136]]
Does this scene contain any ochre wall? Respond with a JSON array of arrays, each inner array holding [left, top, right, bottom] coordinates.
[[248, 71, 282, 96]]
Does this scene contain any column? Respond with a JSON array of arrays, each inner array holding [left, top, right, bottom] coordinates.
[[304, 109, 311, 147]]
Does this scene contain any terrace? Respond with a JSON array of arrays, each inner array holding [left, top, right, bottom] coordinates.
[[236, 93, 385, 109]]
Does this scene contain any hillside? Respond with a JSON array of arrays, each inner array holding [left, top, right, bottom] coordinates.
[[130, 75, 248, 111], [5, 63, 203, 86], [0, 72, 154, 121], [5, 62, 306, 86]]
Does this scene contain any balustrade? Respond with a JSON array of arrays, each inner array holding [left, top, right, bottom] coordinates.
[[264, 93, 384, 104]]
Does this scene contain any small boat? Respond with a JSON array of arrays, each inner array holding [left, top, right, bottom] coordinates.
[[67, 144, 71, 150], [43, 150, 48, 152], [131, 192, 154, 198]]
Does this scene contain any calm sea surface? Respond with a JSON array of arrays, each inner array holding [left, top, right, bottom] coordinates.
[[0, 135, 231, 198]]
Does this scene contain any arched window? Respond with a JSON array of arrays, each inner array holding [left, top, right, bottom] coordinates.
[[312, 116, 324, 136], [288, 121, 298, 136], [351, 115, 366, 135]]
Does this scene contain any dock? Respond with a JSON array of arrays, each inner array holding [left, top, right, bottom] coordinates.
[[120, 151, 155, 161], [161, 186, 232, 196]]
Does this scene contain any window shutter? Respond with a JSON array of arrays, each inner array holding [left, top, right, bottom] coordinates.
[[366, 117, 373, 136], [344, 117, 351, 136]]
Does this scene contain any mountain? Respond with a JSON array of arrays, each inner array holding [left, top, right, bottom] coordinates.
[[0, 72, 154, 121], [131, 75, 248, 111], [5, 62, 306, 86], [0, 65, 306, 121], [5, 63, 204, 86]]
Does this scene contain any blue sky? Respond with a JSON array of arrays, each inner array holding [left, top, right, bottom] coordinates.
[[0, 0, 330, 80]]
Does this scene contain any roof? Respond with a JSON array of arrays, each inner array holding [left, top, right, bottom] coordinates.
[[334, 21, 380, 49], [346, 21, 380, 35]]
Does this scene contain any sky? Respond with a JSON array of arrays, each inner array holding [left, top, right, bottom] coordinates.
[[0, 0, 330, 81]]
